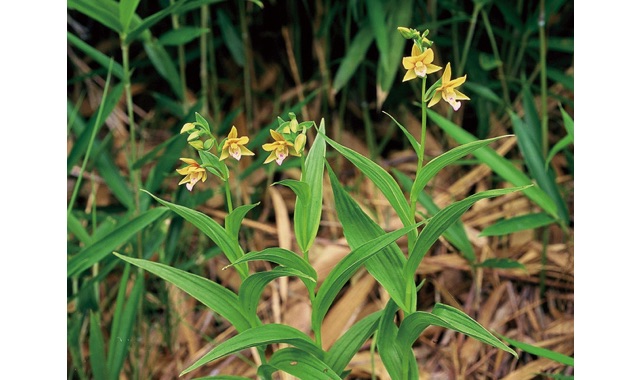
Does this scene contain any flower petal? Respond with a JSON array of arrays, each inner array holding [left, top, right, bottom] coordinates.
[[228, 126, 238, 139], [425, 63, 442, 74], [442, 63, 452, 83], [402, 56, 415, 70], [453, 89, 470, 100], [448, 74, 467, 88], [427, 91, 442, 108], [411, 43, 421, 56], [402, 69, 417, 82]]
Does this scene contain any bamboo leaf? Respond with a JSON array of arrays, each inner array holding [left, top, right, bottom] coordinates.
[[181, 324, 324, 376], [67, 207, 168, 277], [382, 111, 419, 154], [158, 26, 209, 46], [376, 299, 403, 380], [119, 0, 141, 33], [143, 39, 184, 100], [332, 25, 374, 95], [67, 32, 125, 79], [114, 253, 254, 332], [68, 0, 122, 34], [427, 109, 558, 219], [142, 190, 249, 279], [509, 109, 569, 224], [479, 212, 555, 237]]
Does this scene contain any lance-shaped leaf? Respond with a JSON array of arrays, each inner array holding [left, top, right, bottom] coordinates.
[[67, 207, 168, 277], [327, 163, 416, 313], [427, 109, 558, 219], [260, 347, 342, 380], [479, 212, 555, 237], [498, 334, 573, 366], [332, 24, 374, 95], [114, 253, 254, 332], [225, 203, 260, 244], [142, 190, 248, 279], [226, 248, 317, 297], [323, 133, 414, 242], [297, 118, 326, 253], [239, 267, 315, 318], [325, 311, 382, 374], [311, 220, 422, 348], [410, 136, 510, 206], [383, 111, 419, 154], [376, 299, 404, 380], [181, 324, 324, 376], [405, 186, 531, 280], [397, 303, 518, 358]]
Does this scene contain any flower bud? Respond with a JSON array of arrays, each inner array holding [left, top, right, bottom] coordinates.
[[189, 140, 204, 150], [187, 131, 200, 141], [397, 27, 415, 39], [294, 133, 306, 154], [180, 122, 196, 134]]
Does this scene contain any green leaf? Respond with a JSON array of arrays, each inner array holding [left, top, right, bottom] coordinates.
[[509, 109, 569, 224], [119, 0, 141, 33], [67, 207, 168, 277], [479, 212, 555, 237], [239, 267, 315, 318], [225, 203, 259, 239], [323, 133, 415, 243], [68, 212, 92, 246], [89, 312, 108, 380], [143, 39, 184, 100], [382, 111, 419, 154], [393, 169, 475, 262], [142, 190, 249, 279], [312, 215, 421, 340], [406, 186, 531, 280], [325, 311, 382, 374], [123, 0, 190, 44], [327, 163, 415, 313], [332, 24, 374, 95], [398, 303, 518, 358], [545, 106, 574, 169], [67, 32, 125, 79], [477, 258, 526, 271], [192, 376, 253, 380], [296, 119, 327, 252], [498, 334, 573, 366], [113, 253, 253, 332], [366, 0, 389, 71], [463, 81, 503, 105], [410, 136, 509, 206], [181, 324, 324, 376], [264, 347, 342, 380], [428, 109, 558, 219], [376, 299, 403, 380], [158, 26, 209, 46], [375, 0, 412, 107], [106, 267, 145, 380], [479, 52, 502, 71], [217, 9, 245, 66], [199, 149, 229, 180], [68, 0, 122, 34]]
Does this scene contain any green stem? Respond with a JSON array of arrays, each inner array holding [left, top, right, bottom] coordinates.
[[457, 3, 482, 77], [239, 1, 253, 132], [224, 178, 234, 213], [480, 9, 510, 107], [538, 0, 549, 156], [121, 42, 140, 218], [199, 5, 210, 116], [170, 0, 187, 108]]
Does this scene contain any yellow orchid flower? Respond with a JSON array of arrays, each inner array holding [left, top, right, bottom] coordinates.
[[427, 62, 470, 111], [262, 130, 300, 165], [220, 126, 254, 161], [176, 158, 207, 191], [402, 43, 442, 82]]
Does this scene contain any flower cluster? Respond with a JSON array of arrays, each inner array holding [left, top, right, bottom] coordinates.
[[398, 26, 469, 111], [175, 112, 309, 191]]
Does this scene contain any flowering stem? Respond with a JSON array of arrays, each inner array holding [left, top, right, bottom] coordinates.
[[457, 3, 482, 77], [224, 178, 234, 213], [410, 77, 428, 240]]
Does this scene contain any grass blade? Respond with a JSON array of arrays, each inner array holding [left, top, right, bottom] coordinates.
[[89, 311, 108, 380], [265, 347, 342, 380], [67, 207, 168, 277], [479, 212, 555, 237], [427, 109, 558, 219], [325, 311, 382, 374], [499, 334, 574, 366], [332, 24, 374, 95]]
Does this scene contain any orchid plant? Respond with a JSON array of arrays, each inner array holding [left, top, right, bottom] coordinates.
[[115, 26, 524, 379]]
